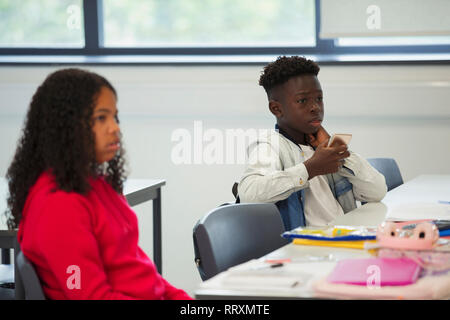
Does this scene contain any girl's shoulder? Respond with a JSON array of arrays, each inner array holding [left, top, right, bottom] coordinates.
[[29, 171, 92, 208]]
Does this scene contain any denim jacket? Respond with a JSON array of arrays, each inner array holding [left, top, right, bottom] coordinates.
[[276, 172, 357, 230]]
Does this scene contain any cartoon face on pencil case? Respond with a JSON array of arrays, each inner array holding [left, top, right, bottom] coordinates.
[[377, 221, 439, 250]]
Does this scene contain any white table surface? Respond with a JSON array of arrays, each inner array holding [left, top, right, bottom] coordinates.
[[124, 179, 165, 195], [335, 174, 450, 226]]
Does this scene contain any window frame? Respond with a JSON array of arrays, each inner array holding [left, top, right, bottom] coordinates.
[[0, 0, 449, 65]]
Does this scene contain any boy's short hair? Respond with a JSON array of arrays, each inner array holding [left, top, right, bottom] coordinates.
[[259, 56, 320, 97]]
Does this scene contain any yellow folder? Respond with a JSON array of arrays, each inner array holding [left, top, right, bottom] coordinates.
[[292, 238, 377, 249]]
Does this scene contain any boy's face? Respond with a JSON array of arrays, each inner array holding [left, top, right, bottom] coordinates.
[[269, 74, 324, 136]]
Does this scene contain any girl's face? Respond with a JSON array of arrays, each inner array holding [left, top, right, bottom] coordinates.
[[91, 86, 120, 164]]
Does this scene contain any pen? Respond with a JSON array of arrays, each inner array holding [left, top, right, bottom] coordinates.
[[265, 254, 334, 264], [251, 263, 284, 270], [438, 200, 450, 205]]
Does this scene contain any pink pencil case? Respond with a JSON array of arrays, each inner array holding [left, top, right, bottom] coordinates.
[[327, 258, 422, 286]]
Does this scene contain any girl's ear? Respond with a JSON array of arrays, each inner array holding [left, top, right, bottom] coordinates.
[[269, 100, 283, 118]]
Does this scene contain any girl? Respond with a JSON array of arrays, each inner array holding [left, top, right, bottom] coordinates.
[[5, 68, 191, 300]]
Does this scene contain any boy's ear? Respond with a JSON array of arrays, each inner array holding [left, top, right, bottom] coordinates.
[[269, 100, 283, 118]]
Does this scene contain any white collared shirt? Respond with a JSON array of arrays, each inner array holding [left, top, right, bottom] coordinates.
[[299, 144, 344, 226], [238, 130, 387, 226]]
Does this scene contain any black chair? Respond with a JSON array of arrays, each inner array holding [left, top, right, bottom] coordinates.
[[367, 158, 404, 191], [16, 251, 45, 300], [193, 203, 289, 281]]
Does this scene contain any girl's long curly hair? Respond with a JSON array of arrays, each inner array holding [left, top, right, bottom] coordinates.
[[5, 68, 127, 230]]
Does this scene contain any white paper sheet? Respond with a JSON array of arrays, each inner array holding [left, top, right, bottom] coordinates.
[[385, 202, 450, 221]]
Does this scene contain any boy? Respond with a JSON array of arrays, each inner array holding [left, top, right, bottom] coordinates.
[[237, 56, 387, 230]]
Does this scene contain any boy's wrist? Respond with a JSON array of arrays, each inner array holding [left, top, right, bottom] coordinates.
[[303, 159, 318, 180]]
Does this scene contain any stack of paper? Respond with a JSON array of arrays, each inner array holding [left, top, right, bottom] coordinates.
[[386, 203, 450, 221], [203, 259, 313, 292]]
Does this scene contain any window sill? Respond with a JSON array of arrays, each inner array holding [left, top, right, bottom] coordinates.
[[0, 53, 449, 65]]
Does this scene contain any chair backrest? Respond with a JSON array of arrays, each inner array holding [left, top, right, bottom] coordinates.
[[367, 158, 404, 191], [16, 251, 46, 300], [231, 182, 240, 203], [193, 203, 289, 281]]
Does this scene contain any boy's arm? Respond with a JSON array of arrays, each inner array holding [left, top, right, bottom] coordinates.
[[309, 126, 387, 202], [238, 142, 310, 203], [238, 135, 351, 203], [338, 152, 388, 202]]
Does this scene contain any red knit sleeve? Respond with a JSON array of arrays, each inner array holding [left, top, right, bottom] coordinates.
[[35, 192, 136, 299], [161, 277, 193, 300]]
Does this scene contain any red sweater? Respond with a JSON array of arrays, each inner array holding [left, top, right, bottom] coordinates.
[[18, 172, 192, 300]]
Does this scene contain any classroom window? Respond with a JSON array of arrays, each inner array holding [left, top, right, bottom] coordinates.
[[0, 0, 449, 63], [0, 0, 84, 48], [101, 0, 316, 48]]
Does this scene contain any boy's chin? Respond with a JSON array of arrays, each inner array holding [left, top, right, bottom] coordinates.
[[304, 126, 319, 134]]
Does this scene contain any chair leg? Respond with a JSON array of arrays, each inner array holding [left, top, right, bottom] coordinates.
[[1, 249, 10, 264]]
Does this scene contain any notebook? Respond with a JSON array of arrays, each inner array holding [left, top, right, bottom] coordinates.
[[327, 258, 421, 286]]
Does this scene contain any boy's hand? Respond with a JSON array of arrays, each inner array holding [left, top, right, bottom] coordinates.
[[307, 126, 330, 148], [303, 140, 350, 179]]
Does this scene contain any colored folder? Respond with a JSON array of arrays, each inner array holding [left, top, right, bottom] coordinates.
[[327, 258, 421, 286], [292, 238, 377, 249], [283, 226, 377, 242]]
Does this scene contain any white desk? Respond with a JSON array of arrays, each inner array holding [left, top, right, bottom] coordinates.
[[0, 177, 165, 299], [335, 174, 450, 225], [195, 175, 450, 299], [124, 179, 166, 275]]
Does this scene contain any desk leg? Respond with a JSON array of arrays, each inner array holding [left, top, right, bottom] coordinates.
[[1, 248, 10, 264], [153, 189, 162, 275]]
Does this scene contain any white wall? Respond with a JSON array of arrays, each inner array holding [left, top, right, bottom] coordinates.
[[1, 64, 450, 296]]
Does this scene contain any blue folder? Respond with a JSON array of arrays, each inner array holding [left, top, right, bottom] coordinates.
[[282, 231, 376, 242]]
